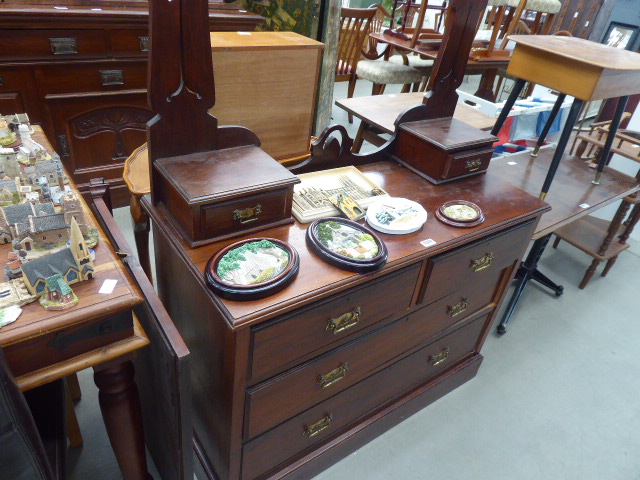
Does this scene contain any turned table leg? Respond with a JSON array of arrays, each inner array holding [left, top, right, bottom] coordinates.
[[130, 194, 152, 282], [94, 360, 153, 480], [579, 258, 601, 289]]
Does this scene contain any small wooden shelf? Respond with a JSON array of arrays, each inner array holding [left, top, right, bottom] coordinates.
[[554, 215, 629, 261]]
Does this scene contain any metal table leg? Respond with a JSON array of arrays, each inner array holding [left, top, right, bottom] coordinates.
[[497, 234, 563, 335]]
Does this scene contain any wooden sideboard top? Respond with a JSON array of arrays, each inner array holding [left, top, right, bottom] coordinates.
[[0, 2, 262, 27], [0, 128, 144, 347], [146, 161, 549, 327]]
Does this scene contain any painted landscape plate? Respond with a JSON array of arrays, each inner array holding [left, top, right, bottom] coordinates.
[[205, 238, 299, 300], [365, 197, 428, 234], [436, 200, 485, 227], [306, 217, 387, 273]]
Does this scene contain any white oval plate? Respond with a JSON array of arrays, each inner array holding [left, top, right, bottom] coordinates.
[[366, 197, 427, 235]]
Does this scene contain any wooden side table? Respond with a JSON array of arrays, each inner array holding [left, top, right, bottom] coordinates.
[[491, 35, 640, 199], [0, 128, 153, 480]]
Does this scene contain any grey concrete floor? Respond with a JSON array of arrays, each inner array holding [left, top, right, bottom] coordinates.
[[67, 78, 640, 480]]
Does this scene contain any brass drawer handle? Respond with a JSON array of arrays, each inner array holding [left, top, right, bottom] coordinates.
[[470, 253, 493, 272], [99, 69, 124, 86], [233, 204, 261, 224], [447, 298, 468, 318], [139, 36, 149, 52], [326, 307, 361, 334], [303, 414, 332, 438], [465, 159, 482, 172], [429, 347, 450, 367], [317, 362, 349, 389], [49, 37, 77, 55]]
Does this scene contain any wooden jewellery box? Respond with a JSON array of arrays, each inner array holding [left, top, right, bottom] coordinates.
[[394, 117, 498, 184], [153, 145, 300, 248]]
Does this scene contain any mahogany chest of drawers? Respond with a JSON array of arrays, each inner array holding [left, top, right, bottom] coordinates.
[[0, 2, 261, 207], [147, 161, 548, 480]]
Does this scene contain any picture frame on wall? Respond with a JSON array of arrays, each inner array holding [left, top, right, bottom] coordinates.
[[603, 22, 639, 51]]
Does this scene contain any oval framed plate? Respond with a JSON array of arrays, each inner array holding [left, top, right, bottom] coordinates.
[[306, 217, 387, 273], [435, 200, 485, 228], [205, 238, 299, 300]]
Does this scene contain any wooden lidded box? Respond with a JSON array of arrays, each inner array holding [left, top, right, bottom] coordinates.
[[153, 145, 300, 248], [394, 117, 498, 184]]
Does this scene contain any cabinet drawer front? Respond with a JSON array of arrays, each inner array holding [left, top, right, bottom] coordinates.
[[41, 63, 147, 95], [109, 29, 149, 57], [0, 29, 108, 60], [250, 264, 420, 381], [443, 148, 492, 179], [242, 315, 487, 480], [421, 220, 535, 305], [247, 280, 470, 440], [200, 188, 291, 241]]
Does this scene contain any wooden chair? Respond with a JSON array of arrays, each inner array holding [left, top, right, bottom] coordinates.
[[499, 0, 562, 49], [336, 6, 378, 122], [552, 125, 640, 288], [340, 7, 423, 110]]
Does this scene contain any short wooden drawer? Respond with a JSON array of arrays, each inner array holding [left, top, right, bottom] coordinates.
[[421, 220, 536, 305], [241, 314, 487, 480], [41, 62, 147, 95], [249, 264, 420, 381], [0, 29, 108, 60], [441, 147, 493, 180], [109, 29, 149, 57]]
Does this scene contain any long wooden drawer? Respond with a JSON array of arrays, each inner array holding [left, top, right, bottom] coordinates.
[[0, 29, 108, 60], [421, 219, 535, 305], [41, 62, 147, 95], [109, 29, 149, 57], [245, 291, 481, 440], [241, 314, 487, 480], [249, 264, 420, 381]]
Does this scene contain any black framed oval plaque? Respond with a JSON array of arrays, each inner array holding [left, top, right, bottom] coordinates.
[[306, 217, 388, 273], [205, 238, 299, 300]]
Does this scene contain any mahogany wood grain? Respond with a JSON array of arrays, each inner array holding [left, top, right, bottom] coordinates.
[[143, 156, 547, 480], [421, 0, 488, 119], [394, 117, 497, 183], [490, 148, 639, 239], [146, 161, 548, 326], [249, 265, 420, 383], [420, 219, 536, 305], [242, 314, 487, 480]]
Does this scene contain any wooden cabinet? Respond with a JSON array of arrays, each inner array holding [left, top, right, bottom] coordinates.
[[209, 32, 323, 162], [145, 160, 549, 480], [0, 2, 262, 207]]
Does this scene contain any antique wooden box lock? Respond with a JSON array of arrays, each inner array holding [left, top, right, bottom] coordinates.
[[153, 145, 299, 248], [393, 117, 498, 184]]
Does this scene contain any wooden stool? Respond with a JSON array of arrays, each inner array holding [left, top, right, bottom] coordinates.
[[123, 144, 153, 281]]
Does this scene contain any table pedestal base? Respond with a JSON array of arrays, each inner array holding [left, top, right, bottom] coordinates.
[[497, 234, 563, 335]]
